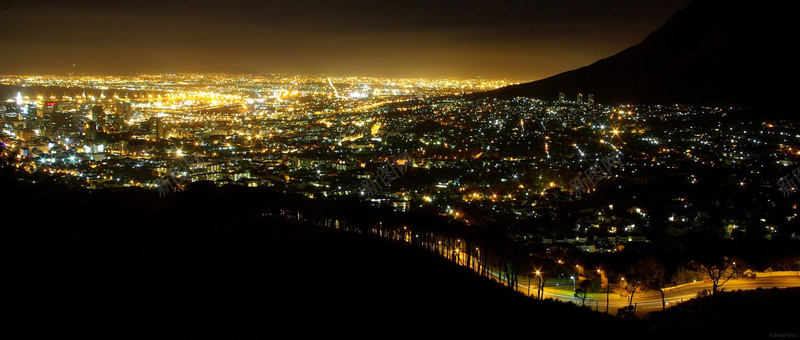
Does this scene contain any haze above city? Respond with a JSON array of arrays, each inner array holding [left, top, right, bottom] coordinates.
[[1, 0, 688, 79]]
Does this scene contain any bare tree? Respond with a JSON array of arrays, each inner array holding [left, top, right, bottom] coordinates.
[[536, 270, 547, 300], [700, 257, 739, 295], [531, 257, 564, 300], [623, 263, 646, 307]]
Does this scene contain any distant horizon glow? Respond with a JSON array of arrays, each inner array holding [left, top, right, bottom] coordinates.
[[0, 0, 690, 80]]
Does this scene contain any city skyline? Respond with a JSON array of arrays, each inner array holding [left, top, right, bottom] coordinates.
[[3, 1, 799, 337], [3, 71, 800, 336]]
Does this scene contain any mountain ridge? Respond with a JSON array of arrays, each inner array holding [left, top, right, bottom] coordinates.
[[478, 0, 793, 114]]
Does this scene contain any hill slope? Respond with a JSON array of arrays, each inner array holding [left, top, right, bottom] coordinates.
[[480, 0, 793, 112], [0, 180, 639, 338]]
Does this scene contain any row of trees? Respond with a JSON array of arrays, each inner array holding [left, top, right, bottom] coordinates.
[[612, 255, 740, 314], [255, 186, 751, 316], [519, 252, 740, 314]]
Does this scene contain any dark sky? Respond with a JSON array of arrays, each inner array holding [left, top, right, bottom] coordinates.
[[0, 0, 690, 80]]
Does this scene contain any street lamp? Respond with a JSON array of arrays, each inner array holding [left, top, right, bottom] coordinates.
[[535, 270, 542, 299], [597, 268, 610, 313], [570, 275, 575, 291]]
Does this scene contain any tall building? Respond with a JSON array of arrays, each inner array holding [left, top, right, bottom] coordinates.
[[39, 101, 58, 131], [50, 112, 83, 138], [92, 105, 106, 131], [4, 103, 19, 117], [588, 94, 595, 105], [26, 102, 38, 117], [558, 92, 565, 103], [115, 101, 132, 121], [577, 93, 584, 105], [155, 117, 164, 139], [107, 113, 125, 132]]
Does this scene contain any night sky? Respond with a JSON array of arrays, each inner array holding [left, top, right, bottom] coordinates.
[[1, 0, 689, 80]]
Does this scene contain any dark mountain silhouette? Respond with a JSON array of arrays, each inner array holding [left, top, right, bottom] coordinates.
[[479, 0, 793, 114]]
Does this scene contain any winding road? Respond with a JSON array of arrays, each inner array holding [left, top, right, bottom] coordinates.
[[488, 271, 800, 315]]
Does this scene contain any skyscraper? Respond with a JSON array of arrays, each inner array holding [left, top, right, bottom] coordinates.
[[115, 102, 132, 121], [92, 105, 106, 132], [155, 117, 164, 139]]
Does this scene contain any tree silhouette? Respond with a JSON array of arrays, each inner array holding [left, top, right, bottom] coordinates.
[[635, 256, 670, 311], [674, 265, 705, 285], [623, 264, 645, 307], [574, 279, 592, 306], [530, 257, 563, 300], [698, 257, 739, 295]]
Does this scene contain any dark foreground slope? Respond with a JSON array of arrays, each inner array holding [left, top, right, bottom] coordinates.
[[1, 180, 636, 339], [647, 287, 800, 339], [481, 0, 793, 114]]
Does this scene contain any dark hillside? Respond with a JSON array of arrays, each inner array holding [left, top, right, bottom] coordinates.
[[1, 180, 638, 338]]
